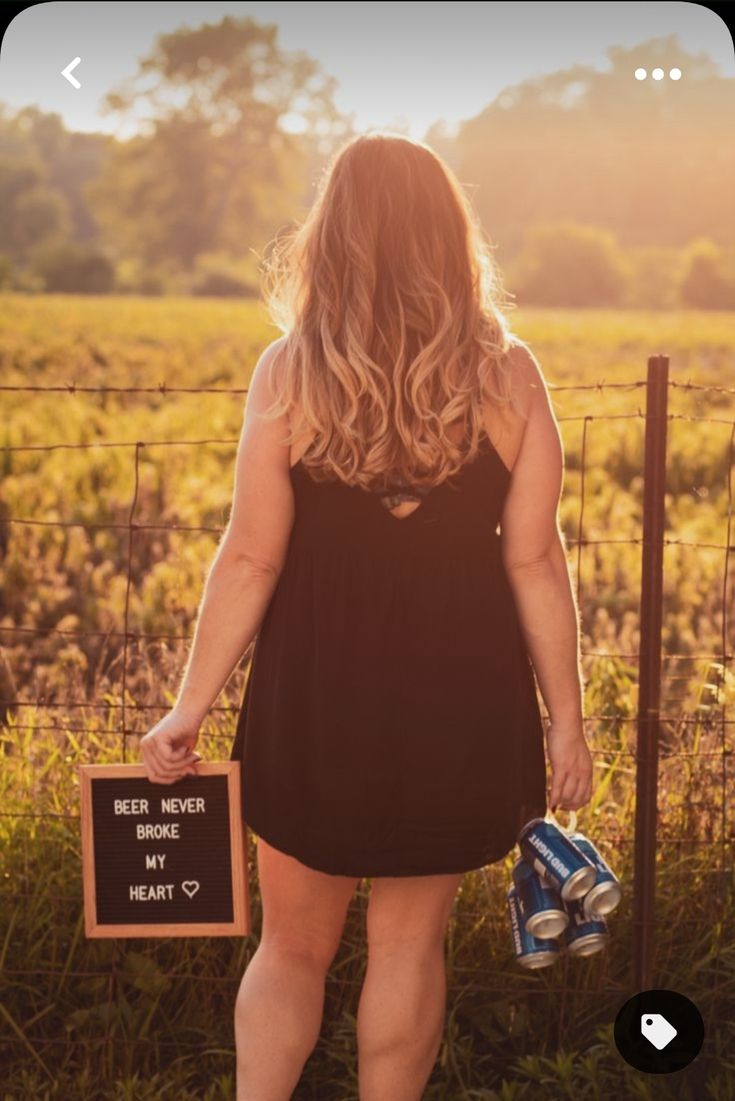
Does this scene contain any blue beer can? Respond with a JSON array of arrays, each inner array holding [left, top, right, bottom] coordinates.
[[518, 818, 597, 902], [511, 858, 569, 938], [567, 832, 622, 917], [507, 887, 559, 969], [563, 897, 609, 956]]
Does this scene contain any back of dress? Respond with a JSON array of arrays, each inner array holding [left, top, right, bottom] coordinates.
[[230, 429, 547, 877]]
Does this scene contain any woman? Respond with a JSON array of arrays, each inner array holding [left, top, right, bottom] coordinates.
[[141, 132, 593, 1101]]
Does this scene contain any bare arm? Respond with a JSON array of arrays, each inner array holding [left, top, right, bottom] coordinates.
[[499, 343, 591, 810], [172, 335, 295, 725]]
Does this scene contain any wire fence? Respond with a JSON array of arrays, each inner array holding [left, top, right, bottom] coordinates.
[[1, 359, 733, 1073]]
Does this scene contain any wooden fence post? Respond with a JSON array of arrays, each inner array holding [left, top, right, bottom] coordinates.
[[632, 354, 669, 991]]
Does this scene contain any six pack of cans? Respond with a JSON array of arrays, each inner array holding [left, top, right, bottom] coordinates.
[[507, 818, 622, 969]]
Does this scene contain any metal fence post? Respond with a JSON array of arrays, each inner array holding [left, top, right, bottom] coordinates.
[[632, 354, 669, 992]]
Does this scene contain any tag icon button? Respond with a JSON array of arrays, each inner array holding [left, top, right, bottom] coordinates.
[[641, 1013, 677, 1050], [614, 989, 704, 1073]]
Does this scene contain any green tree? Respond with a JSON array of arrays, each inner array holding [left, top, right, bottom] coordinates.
[[88, 14, 350, 272], [0, 105, 107, 257], [510, 222, 628, 307], [31, 241, 115, 293], [0, 152, 70, 260], [456, 35, 735, 255], [679, 238, 734, 309]]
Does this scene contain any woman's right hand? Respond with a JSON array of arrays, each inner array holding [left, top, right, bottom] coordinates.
[[546, 719, 593, 812], [139, 708, 202, 785]]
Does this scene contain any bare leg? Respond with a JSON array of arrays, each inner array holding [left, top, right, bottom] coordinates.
[[356, 872, 463, 1101], [235, 837, 360, 1101], [234, 941, 331, 1101], [357, 937, 449, 1101]]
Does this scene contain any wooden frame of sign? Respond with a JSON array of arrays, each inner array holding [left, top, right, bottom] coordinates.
[[79, 761, 250, 938]]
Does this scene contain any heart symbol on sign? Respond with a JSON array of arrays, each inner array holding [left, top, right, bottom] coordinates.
[[181, 881, 200, 899]]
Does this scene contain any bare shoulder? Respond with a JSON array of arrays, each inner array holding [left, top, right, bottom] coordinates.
[[497, 339, 564, 566], [483, 338, 552, 472], [246, 334, 289, 412], [504, 338, 551, 419], [264, 333, 289, 363], [258, 333, 289, 386]]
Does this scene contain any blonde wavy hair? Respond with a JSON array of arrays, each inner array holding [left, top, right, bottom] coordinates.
[[259, 130, 524, 492]]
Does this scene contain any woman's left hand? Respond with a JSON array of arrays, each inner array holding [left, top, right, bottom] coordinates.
[[546, 720, 593, 811], [139, 708, 202, 785]]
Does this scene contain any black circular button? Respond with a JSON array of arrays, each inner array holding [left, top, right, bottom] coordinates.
[[614, 989, 704, 1073]]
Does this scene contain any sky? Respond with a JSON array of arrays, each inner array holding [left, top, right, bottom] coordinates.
[[0, 1, 733, 139]]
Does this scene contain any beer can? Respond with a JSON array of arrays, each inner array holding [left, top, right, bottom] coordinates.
[[518, 818, 597, 902], [507, 887, 559, 969], [511, 858, 569, 938], [563, 897, 609, 956], [568, 832, 622, 917]]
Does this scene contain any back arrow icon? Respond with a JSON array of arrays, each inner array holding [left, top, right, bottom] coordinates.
[[61, 57, 82, 89]]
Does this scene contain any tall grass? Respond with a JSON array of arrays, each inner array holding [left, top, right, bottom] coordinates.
[[1, 296, 733, 1098]]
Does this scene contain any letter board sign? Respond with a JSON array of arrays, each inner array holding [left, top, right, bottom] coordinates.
[[79, 762, 249, 937]]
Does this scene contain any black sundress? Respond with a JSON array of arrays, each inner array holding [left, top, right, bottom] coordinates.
[[229, 429, 547, 877]]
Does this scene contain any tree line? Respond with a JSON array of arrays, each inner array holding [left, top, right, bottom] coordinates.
[[1, 18, 733, 307]]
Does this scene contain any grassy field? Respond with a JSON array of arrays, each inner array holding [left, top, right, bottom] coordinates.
[[1, 295, 733, 1099]]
